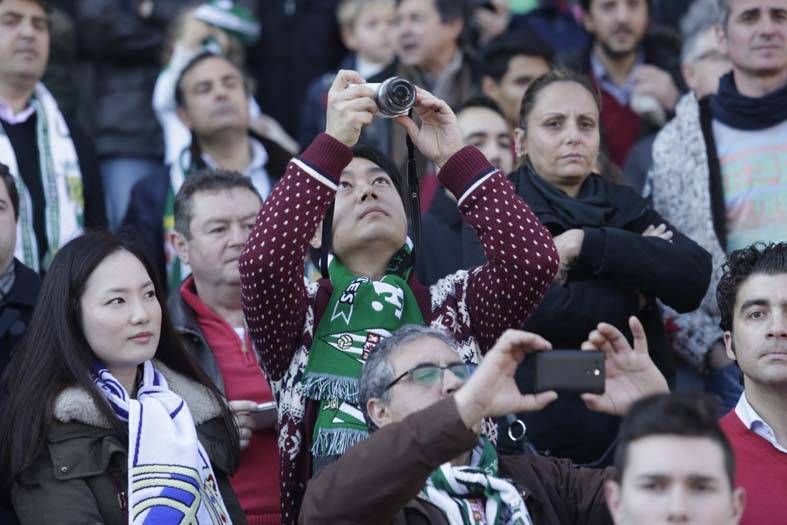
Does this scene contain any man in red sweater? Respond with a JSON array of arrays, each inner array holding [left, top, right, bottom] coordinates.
[[716, 241, 787, 525], [606, 394, 745, 525], [168, 169, 281, 524]]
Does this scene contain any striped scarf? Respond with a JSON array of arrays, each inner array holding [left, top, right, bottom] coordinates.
[[420, 438, 533, 525], [304, 243, 423, 457], [0, 83, 83, 272], [92, 361, 232, 524]]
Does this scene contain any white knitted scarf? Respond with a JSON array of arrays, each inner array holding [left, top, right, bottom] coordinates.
[[0, 83, 83, 272]]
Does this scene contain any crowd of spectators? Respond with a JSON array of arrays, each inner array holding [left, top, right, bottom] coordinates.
[[0, 0, 785, 523]]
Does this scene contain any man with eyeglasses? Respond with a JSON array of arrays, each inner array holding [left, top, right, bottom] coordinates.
[[300, 321, 670, 524]]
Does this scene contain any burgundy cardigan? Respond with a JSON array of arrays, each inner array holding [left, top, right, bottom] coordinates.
[[239, 133, 558, 524]]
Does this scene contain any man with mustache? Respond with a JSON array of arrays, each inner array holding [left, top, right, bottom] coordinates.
[[717, 242, 787, 525], [561, 0, 684, 168]]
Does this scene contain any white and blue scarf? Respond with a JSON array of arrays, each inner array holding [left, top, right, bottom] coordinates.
[[92, 361, 231, 524]]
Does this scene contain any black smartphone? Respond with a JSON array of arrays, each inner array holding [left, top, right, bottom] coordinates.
[[251, 401, 277, 429], [516, 350, 605, 395]]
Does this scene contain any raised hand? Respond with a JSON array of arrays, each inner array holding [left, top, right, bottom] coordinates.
[[454, 330, 558, 431], [393, 87, 464, 169], [325, 70, 378, 148], [632, 64, 680, 112], [580, 316, 669, 416]]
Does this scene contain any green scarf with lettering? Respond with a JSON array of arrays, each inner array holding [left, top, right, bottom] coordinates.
[[305, 243, 424, 457]]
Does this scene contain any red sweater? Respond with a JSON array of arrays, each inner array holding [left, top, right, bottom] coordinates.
[[720, 411, 787, 525], [239, 134, 558, 524], [181, 278, 281, 525], [599, 89, 641, 168]]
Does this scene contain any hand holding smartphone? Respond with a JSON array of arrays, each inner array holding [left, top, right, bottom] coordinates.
[[251, 401, 277, 430], [516, 350, 605, 395]]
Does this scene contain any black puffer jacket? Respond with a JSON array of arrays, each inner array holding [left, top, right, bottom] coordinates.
[[75, 0, 184, 159]]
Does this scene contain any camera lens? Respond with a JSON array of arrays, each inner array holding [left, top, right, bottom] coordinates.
[[391, 83, 411, 105], [376, 77, 416, 117]]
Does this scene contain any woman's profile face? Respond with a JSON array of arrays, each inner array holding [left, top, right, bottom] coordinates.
[[79, 250, 161, 374], [519, 81, 600, 194]]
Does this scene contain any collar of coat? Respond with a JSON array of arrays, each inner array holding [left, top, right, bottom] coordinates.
[[52, 360, 223, 428]]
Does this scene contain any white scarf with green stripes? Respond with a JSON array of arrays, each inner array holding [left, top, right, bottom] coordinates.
[[0, 83, 83, 272], [421, 438, 534, 525]]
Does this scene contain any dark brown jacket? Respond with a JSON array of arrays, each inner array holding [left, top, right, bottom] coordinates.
[[300, 398, 614, 525], [11, 363, 246, 525]]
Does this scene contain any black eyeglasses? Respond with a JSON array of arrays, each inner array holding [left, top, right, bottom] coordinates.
[[384, 362, 477, 391]]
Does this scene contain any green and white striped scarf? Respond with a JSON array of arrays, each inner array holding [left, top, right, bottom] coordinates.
[[421, 438, 534, 525], [0, 83, 84, 272], [305, 243, 424, 457]]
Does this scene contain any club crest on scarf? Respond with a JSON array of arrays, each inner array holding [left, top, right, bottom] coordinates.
[[304, 243, 424, 457], [130, 463, 229, 524], [92, 362, 232, 524]]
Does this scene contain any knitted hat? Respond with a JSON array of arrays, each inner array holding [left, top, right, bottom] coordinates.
[[194, 0, 261, 45]]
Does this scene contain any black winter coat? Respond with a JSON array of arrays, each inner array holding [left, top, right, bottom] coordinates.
[[418, 168, 712, 464], [0, 260, 40, 377]]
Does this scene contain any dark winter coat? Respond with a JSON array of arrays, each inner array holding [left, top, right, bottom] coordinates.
[[10, 363, 246, 525]]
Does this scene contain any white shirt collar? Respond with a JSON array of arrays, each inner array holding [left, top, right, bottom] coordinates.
[[202, 136, 272, 199], [0, 98, 36, 125], [735, 393, 787, 453]]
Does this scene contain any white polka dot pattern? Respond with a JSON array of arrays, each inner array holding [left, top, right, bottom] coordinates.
[[239, 145, 558, 524]]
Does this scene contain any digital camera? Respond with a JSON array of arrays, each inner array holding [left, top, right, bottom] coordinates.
[[364, 77, 417, 118]]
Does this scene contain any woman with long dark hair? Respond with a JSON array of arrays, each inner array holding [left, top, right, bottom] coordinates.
[[0, 232, 245, 524]]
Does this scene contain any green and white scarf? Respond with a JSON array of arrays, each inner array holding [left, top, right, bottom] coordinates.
[[305, 243, 424, 456], [421, 438, 534, 525], [0, 83, 84, 272]]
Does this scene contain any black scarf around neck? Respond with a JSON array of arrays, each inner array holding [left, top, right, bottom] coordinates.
[[521, 160, 644, 230], [711, 71, 787, 130]]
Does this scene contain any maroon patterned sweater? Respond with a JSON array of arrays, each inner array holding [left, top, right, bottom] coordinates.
[[239, 133, 558, 524]]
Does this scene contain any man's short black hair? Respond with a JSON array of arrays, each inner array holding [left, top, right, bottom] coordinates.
[[717, 242, 787, 332], [0, 163, 19, 221], [613, 394, 735, 487], [455, 95, 507, 121], [394, 0, 466, 22], [481, 29, 553, 82], [173, 169, 261, 239]]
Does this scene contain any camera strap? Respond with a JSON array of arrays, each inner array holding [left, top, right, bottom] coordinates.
[[405, 110, 421, 267]]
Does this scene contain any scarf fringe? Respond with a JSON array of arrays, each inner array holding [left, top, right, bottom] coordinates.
[[303, 373, 359, 403], [310, 428, 369, 457]]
